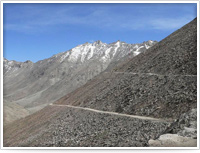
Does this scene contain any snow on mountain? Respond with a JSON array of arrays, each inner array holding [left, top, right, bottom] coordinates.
[[60, 52, 70, 63], [56, 40, 157, 64], [4, 40, 157, 76], [3, 58, 33, 74], [3, 40, 157, 116]]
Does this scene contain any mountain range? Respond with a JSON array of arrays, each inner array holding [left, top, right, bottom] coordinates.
[[3, 18, 197, 147], [3, 40, 157, 124]]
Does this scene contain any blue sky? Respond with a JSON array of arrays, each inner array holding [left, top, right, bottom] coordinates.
[[3, 3, 197, 62]]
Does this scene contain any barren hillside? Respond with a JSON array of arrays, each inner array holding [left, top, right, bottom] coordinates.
[[3, 18, 197, 147]]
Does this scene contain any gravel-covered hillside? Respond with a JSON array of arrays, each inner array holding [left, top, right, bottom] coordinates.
[[3, 18, 197, 147], [56, 73, 196, 119], [56, 18, 197, 120], [3, 105, 169, 147], [115, 18, 197, 75]]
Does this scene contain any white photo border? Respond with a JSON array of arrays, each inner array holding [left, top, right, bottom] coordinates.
[[0, 0, 199, 150]]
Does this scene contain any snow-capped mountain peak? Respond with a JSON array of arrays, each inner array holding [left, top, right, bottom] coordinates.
[[92, 40, 104, 46], [4, 40, 157, 75], [60, 40, 157, 63]]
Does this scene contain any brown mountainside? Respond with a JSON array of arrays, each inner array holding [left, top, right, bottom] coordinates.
[[56, 18, 197, 119], [3, 18, 197, 147]]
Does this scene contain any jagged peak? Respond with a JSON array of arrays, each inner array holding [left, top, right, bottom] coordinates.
[[4, 39, 157, 65], [24, 60, 33, 64], [83, 42, 89, 45], [109, 40, 121, 45], [3, 57, 34, 65], [92, 40, 105, 46], [80, 40, 104, 46], [142, 40, 157, 44]]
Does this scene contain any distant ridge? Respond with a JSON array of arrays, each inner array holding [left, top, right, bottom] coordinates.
[[3, 39, 156, 123], [3, 18, 197, 147]]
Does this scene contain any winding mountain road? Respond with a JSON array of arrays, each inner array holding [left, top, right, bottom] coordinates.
[[106, 71, 197, 77], [49, 103, 170, 122]]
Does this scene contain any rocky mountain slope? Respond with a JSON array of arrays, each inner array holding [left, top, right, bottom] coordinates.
[[4, 105, 169, 147], [56, 18, 197, 120], [4, 18, 197, 147], [3, 40, 156, 123], [149, 108, 197, 147]]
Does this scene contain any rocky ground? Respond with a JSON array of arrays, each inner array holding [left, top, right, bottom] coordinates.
[[4, 105, 169, 147], [149, 109, 197, 147], [3, 18, 197, 147], [149, 134, 197, 147], [56, 72, 196, 120]]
